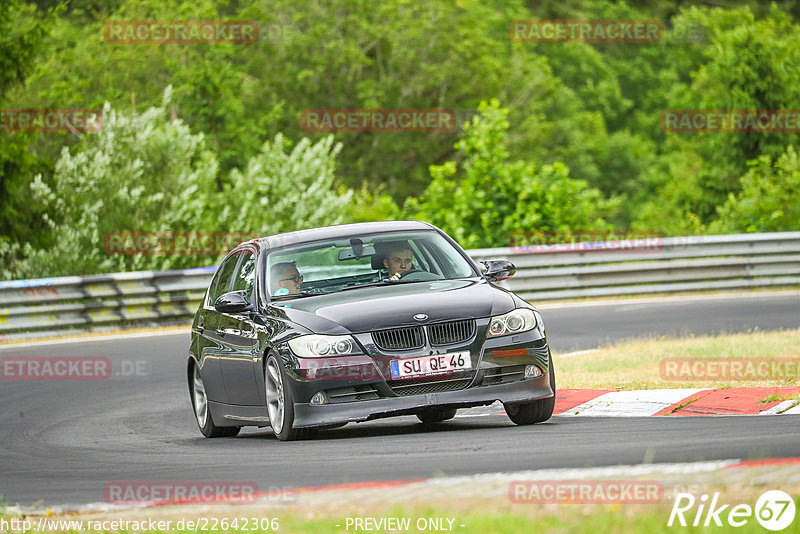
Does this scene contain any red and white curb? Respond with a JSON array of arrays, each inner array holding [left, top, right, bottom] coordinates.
[[457, 386, 800, 418]]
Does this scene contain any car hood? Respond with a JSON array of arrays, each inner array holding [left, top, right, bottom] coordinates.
[[273, 279, 516, 334]]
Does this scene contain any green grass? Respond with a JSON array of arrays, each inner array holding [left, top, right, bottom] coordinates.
[[554, 328, 800, 389]]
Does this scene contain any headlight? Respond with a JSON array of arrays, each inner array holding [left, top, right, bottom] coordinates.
[[288, 334, 362, 357], [487, 308, 537, 337]]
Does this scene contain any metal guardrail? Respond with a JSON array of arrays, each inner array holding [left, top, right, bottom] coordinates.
[[472, 232, 800, 301], [1, 232, 799, 341]]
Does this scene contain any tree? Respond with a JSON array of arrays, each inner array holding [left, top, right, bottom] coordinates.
[[3, 88, 219, 278], [407, 100, 618, 249], [219, 134, 354, 236], [0, 0, 60, 247], [2, 88, 361, 279], [710, 146, 800, 233]]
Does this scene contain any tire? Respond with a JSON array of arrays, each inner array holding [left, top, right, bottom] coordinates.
[[191, 364, 240, 438], [417, 407, 457, 424], [265, 354, 316, 441], [504, 353, 556, 425]]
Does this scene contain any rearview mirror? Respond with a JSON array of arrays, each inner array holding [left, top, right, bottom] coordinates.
[[214, 290, 251, 313], [481, 260, 516, 282], [338, 244, 375, 261]]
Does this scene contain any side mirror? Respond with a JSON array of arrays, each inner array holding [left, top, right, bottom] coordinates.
[[481, 259, 516, 282], [214, 290, 251, 313]]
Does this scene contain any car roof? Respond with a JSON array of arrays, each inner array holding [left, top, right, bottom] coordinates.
[[251, 220, 437, 250]]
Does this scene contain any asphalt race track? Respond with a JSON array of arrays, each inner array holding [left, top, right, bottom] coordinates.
[[1, 292, 798, 507]]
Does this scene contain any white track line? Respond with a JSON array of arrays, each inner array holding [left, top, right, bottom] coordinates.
[[759, 400, 799, 415], [561, 389, 708, 417], [537, 290, 800, 309], [556, 349, 600, 358], [781, 403, 800, 415], [0, 328, 189, 350]]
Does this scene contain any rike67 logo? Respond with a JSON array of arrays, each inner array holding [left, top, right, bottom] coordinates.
[[668, 490, 796, 531]]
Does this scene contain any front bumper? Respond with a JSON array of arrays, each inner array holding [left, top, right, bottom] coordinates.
[[291, 372, 553, 428]]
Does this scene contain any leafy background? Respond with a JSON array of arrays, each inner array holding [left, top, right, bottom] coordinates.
[[1, 0, 799, 278]]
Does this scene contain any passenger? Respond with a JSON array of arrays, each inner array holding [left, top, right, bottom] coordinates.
[[271, 262, 303, 295]]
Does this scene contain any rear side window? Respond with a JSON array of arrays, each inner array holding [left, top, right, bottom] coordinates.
[[207, 253, 241, 305]]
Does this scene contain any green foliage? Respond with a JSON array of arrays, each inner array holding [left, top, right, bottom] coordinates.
[[0, 0, 55, 99], [0, 0, 61, 247], [408, 101, 618, 249], [220, 134, 354, 235], [632, 5, 800, 229], [5, 88, 218, 278], [4, 0, 800, 279], [2, 90, 356, 278], [710, 146, 800, 233], [343, 185, 401, 224]]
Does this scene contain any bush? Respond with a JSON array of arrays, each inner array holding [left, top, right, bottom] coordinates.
[[710, 146, 800, 233], [4, 88, 359, 279], [407, 100, 618, 249]]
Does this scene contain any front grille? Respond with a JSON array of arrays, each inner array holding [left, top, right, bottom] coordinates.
[[325, 385, 380, 404], [480, 365, 526, 386], [429, 319, 476, 346], [372, 326, 424, 351], [386, 370, 474, 396]]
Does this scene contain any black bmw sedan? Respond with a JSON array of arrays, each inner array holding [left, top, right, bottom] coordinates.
[[188, 221, 555, 440]]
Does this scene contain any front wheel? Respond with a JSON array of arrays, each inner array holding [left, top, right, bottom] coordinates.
[[417, 407, 457, 424], [504, 354, 556, 425], [265, 354, 316, 441], [191, 364, 240, 438]]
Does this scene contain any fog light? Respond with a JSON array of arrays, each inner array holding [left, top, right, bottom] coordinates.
[[524, 365, 543, 379], [310, 392, 328, 405]]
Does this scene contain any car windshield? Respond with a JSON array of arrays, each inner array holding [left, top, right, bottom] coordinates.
[[264, 230, 476, 298]]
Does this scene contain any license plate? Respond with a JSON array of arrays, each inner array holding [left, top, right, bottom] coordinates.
[[390, 351, 472, 379]]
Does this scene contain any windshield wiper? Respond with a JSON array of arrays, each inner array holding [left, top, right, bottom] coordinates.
[[340, 281, 390, 292], [271, 290, 321, 300], [340, 278, 435, 292]]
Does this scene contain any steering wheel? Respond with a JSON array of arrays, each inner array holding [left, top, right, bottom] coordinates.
[[398, 268, 421, 279], [398, 269, 440, 281]]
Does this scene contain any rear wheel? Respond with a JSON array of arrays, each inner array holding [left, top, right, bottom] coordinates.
[[504, 354, 556, 425], [417, 407, 457, 424], [191, 364, 240, 438], [265, 355, 316, 441]]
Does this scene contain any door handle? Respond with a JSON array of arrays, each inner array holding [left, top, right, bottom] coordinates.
[[197, 317, 204, 333], [216, 328, 227, 337]]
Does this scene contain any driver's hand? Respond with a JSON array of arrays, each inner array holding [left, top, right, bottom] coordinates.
[[389, 272, 402, 281]]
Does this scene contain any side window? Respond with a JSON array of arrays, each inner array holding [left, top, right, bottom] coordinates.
[[207, 253, 241, 306], [231, 253, 256, 299], [409, 240, 435, 274]]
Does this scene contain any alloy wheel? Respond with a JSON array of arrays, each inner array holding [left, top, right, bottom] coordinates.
[[265, 357, 285, 434]]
